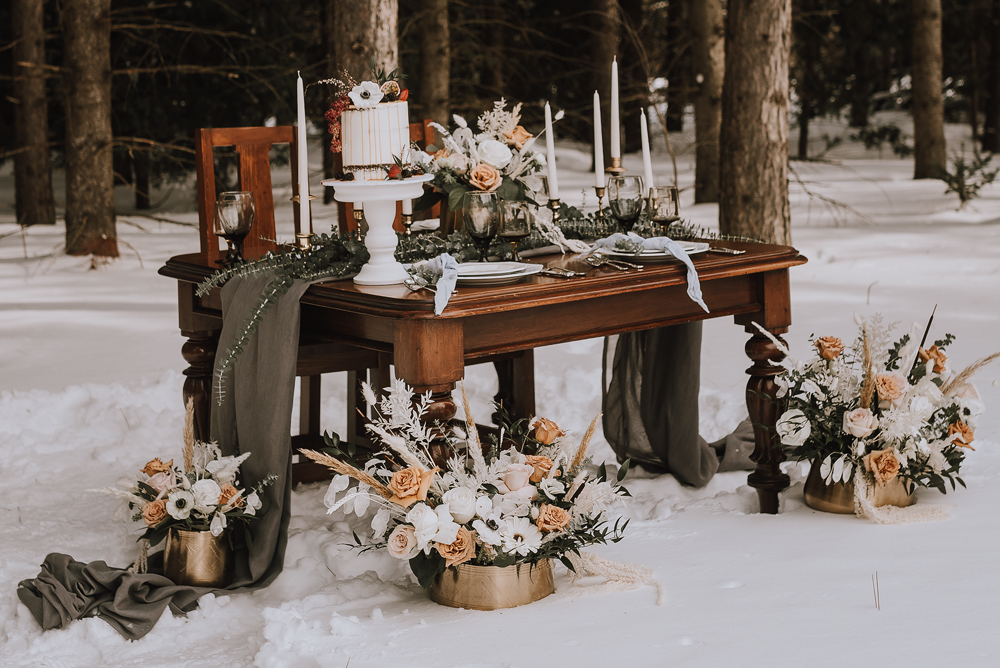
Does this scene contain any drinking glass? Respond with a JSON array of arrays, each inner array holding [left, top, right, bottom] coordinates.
[[499, 201, 532, 261], [214, 191, 255, 265], [608, 176, 644, 234], [463, 191, 500, 262], [648, 186, 680, 235]]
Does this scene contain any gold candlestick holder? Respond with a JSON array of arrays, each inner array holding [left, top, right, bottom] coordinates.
[[401, 212, 414, 236], [290, 193, 318, 243], [352, 207, 366, 236], [605, 156, 626, 177], [594, 186, 606, 230], [548, 198, 561, 225], [295, 232, 313, 250]]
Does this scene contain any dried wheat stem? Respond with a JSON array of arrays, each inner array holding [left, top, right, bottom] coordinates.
[[859, 325, 876, 409], [571, 413, 602, 470], [182, 397, 195, 473], [941, 351, 1000, 396], [299, 449, 393, 498], [460, 383, 488, 478]]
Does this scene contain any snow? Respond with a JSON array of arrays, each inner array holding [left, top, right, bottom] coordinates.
[[2, 113, 1000, 667]]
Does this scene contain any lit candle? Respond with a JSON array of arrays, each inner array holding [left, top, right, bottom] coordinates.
[[593, 90, 605, 188], [296, 72, 312, 234], [544, 102, 560, 200], [610, 57, 620, 160], [640, 109, 654, 194]]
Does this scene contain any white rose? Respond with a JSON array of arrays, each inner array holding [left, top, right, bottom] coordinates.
[[539, 477, 566, 499], [348, 81, 383, 107], [191, 479, 222, 513], [478, 139, 513, 168], [442, 487, 477, 524], [405, 503, 440, 550], [386, 524, 419, 560], [776, 409, 811, 446], [843, 407, 879, 438]]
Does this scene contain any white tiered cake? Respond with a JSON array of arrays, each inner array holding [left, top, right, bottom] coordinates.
[[340, 101, 410, 180]]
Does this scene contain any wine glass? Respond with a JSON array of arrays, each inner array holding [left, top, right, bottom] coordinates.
[[608, 176, 644, 234], [499, 201, 532, 261], [463, 191, 500, 262], [214, 191, 255, 265], [648, 186, 680, 236]]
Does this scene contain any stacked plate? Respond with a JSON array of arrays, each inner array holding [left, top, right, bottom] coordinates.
[[456, 262, 543, 286], [601, 241, 710, 264]]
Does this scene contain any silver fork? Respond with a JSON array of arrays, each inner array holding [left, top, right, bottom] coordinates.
[[403, 277, 437, 293], [585, 254, 642, 271]]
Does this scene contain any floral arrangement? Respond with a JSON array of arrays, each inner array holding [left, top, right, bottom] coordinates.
[[771, 314, 997, 496], [321, 63, 408, 154], [412, 99, 558, 211], [302, 380, 630, 589], [97, 406, 274, 546]]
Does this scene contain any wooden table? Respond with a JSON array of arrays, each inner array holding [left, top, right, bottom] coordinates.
[[160, 241, 807, 513]]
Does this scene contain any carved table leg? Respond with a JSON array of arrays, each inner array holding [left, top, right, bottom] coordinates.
[[744, 327, 790, 514], [181, 331, 219, 442]]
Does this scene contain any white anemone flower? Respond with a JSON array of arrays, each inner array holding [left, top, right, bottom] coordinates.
[[349, 81, 383, 107], [166, 490, 195, 520], [500, 516, 543, 556]]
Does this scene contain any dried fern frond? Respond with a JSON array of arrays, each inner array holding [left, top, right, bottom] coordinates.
[[859, 325, 876, 410], [571, 413, 602, 471], [941, 351, 1000, 396], [460, 383, 489, 480], [182, 397, 195, 473], [298, 449, 393, 499]]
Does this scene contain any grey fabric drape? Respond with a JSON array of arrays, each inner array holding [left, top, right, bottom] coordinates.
[[18, 273, 309, 639]]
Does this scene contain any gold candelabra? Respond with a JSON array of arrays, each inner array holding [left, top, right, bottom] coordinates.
[[401, 212, 414, 236], [605, 156, 626, 177], [594, 186, 606, 229], [547, 198, 561, 225]]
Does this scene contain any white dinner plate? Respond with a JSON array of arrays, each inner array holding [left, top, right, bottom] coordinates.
[[456, 264, 543, 286], [602, 242, 710, 263], [456, 262, 535, 278]]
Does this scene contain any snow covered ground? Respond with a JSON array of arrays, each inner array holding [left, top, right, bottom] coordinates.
[[2, 115, 1000, 667]]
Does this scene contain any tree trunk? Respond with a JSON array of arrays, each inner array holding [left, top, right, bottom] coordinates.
[[12, 0, 56, 227], [983, 0, 1000, 152], [322, 0, 336, 204], [690, 0, 724, 203], [719, 0, 791, 245], [620, 0, 645, 154], [63, 0, 117, 257], [480, 0, 504, 102], [592, 0, 619, 174], [797, 112, 810, 160], [911, 0, 946, 179], [418, 0, 450, 126], [334, 0, 398, 82]]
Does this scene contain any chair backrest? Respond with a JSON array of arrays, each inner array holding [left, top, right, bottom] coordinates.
[[334, 120, 439, 233], [195, 126, 300, 263]]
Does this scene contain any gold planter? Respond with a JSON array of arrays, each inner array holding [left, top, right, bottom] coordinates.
[[803, 458, 916, 514], [429, 560, 555, 611], [163, 528, 233, 588]]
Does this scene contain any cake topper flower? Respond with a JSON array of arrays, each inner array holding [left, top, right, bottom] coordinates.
[[349, 81, 384, 107]]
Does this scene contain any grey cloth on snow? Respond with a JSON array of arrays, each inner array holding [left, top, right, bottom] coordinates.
[[602, 323, 756, 487], [18, 273, 309, 640]]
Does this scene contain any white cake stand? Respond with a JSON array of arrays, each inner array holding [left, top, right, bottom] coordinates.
[[321, 173, 434, 285]]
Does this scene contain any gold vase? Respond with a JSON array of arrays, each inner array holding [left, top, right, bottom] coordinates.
[[429, 560, 555, 611], [163, 528, 233, 588], [803, 458, 916, 514]]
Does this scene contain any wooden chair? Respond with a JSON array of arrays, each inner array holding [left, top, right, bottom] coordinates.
[[195, 126, 379, 482]]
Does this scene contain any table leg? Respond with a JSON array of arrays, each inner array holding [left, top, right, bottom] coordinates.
[[181, 331, 219, 442], [744, 327, 789, 514]]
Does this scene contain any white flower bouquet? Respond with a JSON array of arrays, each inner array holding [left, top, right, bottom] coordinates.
[[412, 99, 558, 212], [303, 379, 630, 589], [770, 314, 996, 495]]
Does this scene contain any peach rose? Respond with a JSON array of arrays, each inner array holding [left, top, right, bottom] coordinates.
[[503, 125, 533, 150], [218, 483, 244, 507], [948, 420, 975, 449], [141, 458, 173, 477], [843, 407, 879, 438], [862, 449, 901, 486], [146, 471, 176, 494], [387, 524, 419, 560], [387, 466, 437, 508], [142, 499, 169, 527], [525, 455, 555, 483], [875, 372, 907, 405], [532, 418, 564, 445], [468, 163, 502, 192], [435, 526, 477, 568], [814, 337, 844, 360], [918, 345, 947, 374], [536, 504, 571, 533]]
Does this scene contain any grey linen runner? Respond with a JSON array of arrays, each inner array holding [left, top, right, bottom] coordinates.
[[18, 272, 309, 639], [603, 323, 756, 487]]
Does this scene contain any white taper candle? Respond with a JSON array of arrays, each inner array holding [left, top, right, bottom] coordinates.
[[296, 73, 312, 234], [640, 109, 654, 194], [594, 90, 605, 188], [610, 57, 621, 160], [545, 102, 560, 200]]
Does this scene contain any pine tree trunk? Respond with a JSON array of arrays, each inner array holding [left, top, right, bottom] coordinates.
[[983, 0, 1000, 152], [63, 0, 117, 257], [322, 0, 336, 204], [334, 0, 398, 82], [690, 0, 724, 203], [911, 0, 946, 179], [719, 0, 791, 245], [797, 112, 810, 159], [592, 0, 619, 173], [418, 0, 450, 126], [12, 0, 56, 227]]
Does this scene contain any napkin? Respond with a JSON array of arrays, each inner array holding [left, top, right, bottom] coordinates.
[[589, 233, 709, 313], [410, 253, 459, 315]]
